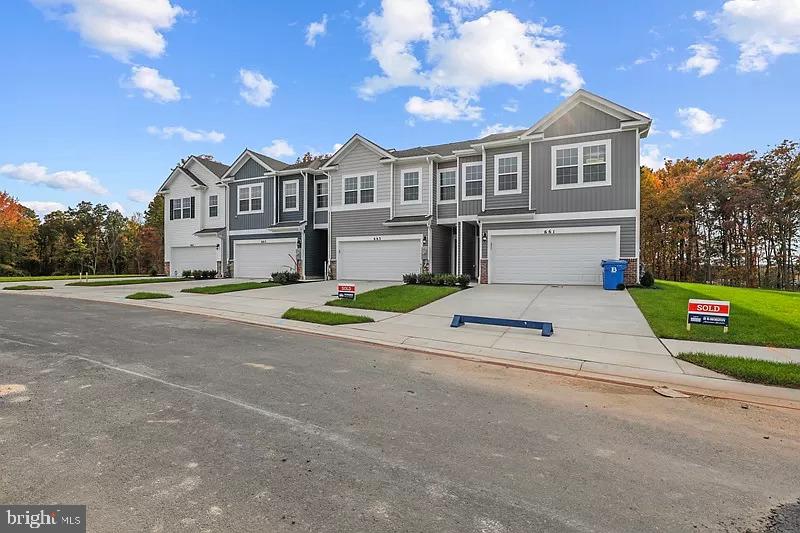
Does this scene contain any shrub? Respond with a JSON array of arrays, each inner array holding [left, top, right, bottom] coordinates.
[[431, 274, 444, 286], [181, 270, 193, 279], [640, 270, 655, 288], [271, 271, 300, 285], [402, 273, 418, 285], [456, 275, 470, 289], [149, 266, 159, 277], [0, 264, 27, 277], [418, 272, 432, 285]]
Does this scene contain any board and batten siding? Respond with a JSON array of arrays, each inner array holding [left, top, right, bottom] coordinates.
[[236, 159, 270, 180], [328, 142, 390, 206], [458, 154, 483, 216], [329, 208, 426, 257], [392, 160, 431, 217], [543, 102, 621, 138], [480, 217, 636, 259], [228, 177, 274, 230], [531, 130, 637, 214], [277, 173, 305, 223], [484, 143, 530, 210]]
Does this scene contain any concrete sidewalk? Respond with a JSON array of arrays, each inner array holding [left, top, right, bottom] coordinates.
[[663, 338, 800, 364], [3, 278, 800, 407]]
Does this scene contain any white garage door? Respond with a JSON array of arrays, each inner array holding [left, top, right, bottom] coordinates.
[[171, 246, 217, 276], [338, 237, 421, 281], [234, 239, 297, 279], [489, 229, 618, 285]]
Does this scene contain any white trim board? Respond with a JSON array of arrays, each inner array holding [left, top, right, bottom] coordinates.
[[532, 209, 635, 222]]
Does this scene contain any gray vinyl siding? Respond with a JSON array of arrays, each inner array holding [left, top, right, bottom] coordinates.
[[543, 103, 621, 138], [329, 208, 426, 257], [229, 177, 274, 230], [434, 160, 456, 220], [485, 143, 530, 210], [458, 154, 483, 215], [531, 130, 637, 213], [438, 203, 456, 220], [328, 141, 390, 207], [229, 232, 299, 260], [312, 175, 329, 226], [430, 224, 452, 274], [234, 159, 269, 180], [479, 217, 636, 259], [277, 174, 304, 223], [393, 161, 430, 217], [314, 210, 328, 225]]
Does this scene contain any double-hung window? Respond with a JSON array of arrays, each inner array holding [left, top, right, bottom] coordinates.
[[171, 198, 183, 220], [181, 197, 192, 218], [315, 180, 328, 210], [494, 152, 522, 195], [208, 195, 218, 217], [552, 140, 611, 189], [401, 169, 421, 204], [169, 197, 194, 220], [343, 175, 375, 206], [238, 184, 263, 213], [439, 169, 456, 202], [462, 162, 483, 200], [283, 180, 299, 212]]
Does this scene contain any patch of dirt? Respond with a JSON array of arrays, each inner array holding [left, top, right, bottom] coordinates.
[[0, 384, 27, 397]]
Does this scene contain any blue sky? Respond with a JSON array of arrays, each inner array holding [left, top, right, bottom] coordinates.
[[1, 0, 798, 217]]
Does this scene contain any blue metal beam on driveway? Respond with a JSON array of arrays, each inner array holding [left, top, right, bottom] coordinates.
[[450, 314, 554, 337]]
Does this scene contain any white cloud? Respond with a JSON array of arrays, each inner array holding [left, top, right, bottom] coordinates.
[[405, 96, 481, 121], [32, 0, 185, 62], [359, 1, 582, 121], [109, 201, 125, 214], [641, 144, 666, 170], [716, 0, 800, 72], [679, 43, 720, 76], [502, 99, 518, 113], [441, 0, 491, 23], [126, 66, 181, 102], [127, 189, 152, 203], [633, 50, 660, 65], [677, 107, 725, 135], [21, 200, 67, 218], [479, 123, 526, 137], [239, 68, 277, 107], [146, 126, 224, 143], [0, 162, 107, 195], [668, 129, 683, 139], [693, 10, 708, 21], [305, 14, 328, 46], [332, 143, 344, 152], [261, 139, 295, 159]]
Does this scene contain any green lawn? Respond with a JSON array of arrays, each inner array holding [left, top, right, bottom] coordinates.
[[629, 280, 800, 348], [679, 352, 800, 389], [3, 285, 53, 290], [125, 292, 174, 300], [326, 284, 459, 313], [66, 278, 191, 287], [0, 274, 140, 282], [282, 307, 374, 325], [182, 281, 278, 294]]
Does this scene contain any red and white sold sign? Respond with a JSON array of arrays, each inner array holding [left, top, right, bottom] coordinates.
[[337, 284, 357, 300], [687, 298, 730, 330]]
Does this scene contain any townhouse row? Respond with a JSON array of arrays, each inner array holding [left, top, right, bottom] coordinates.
[[158, 89, 651, 286]]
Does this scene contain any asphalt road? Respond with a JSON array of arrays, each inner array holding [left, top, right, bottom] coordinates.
[[1, 294, 799, 532]]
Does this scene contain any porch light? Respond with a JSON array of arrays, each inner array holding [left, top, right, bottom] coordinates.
[[422, 235, 428, 246], [297, 237, 302, 248], [482, 232, 487, 242]]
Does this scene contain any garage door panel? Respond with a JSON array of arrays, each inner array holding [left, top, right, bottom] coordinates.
[[490, 231, 617, 285], [235, 240, 296, 279], [338, 238, 421, 281], [171, 246, 217, 276]]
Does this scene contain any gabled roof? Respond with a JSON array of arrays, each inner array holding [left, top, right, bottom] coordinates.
[[522, 89, 651, 137], [192, 157, 229, 178], [385, 138, 479, 159], [280, 157, 331, 172], [321, 134, 394, 168], [158, 164, 206, 193], [221, 148, 289, 179]]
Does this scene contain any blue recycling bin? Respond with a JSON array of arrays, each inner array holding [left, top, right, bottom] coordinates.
[[601, 259, 628, 290]]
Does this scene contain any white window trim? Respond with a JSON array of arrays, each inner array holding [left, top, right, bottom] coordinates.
[[493, 152, 523, 196], [400, 168, 423, 205], [237, 183, 264, 214], [282, 179, 299, 212], [461, 161, 483, 201], [438, 168, 456, 204], [551, 139, 612, 190], [315, 179, 329, 211], [208, 194, 218, 218], [341, 174, 377, 207]]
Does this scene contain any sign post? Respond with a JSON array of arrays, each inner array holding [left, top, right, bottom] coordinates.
[[337, 283, 357, 300], [687, 299, 730, 333]]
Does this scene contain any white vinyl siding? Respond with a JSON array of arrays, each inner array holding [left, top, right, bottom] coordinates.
[[337, 236, 421, 281], [238, 184, 264, 213], [494, 152, 522, 195], [439, 169, 456, 203], [234, 239, 297, 278], [552, 140, 611, 190], [488, 228, 619, 285], [462, 162, 483, 200]]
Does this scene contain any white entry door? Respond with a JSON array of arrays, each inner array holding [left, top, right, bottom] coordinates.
[[489, 228, 619, 285], [234, 239, 297, 279], [171, 246, 217, 276], [337, 236, 421, 281]]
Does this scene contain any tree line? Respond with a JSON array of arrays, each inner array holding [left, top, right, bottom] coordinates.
[[640, 139, 800, 289], [0, 192, 164, 277]]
